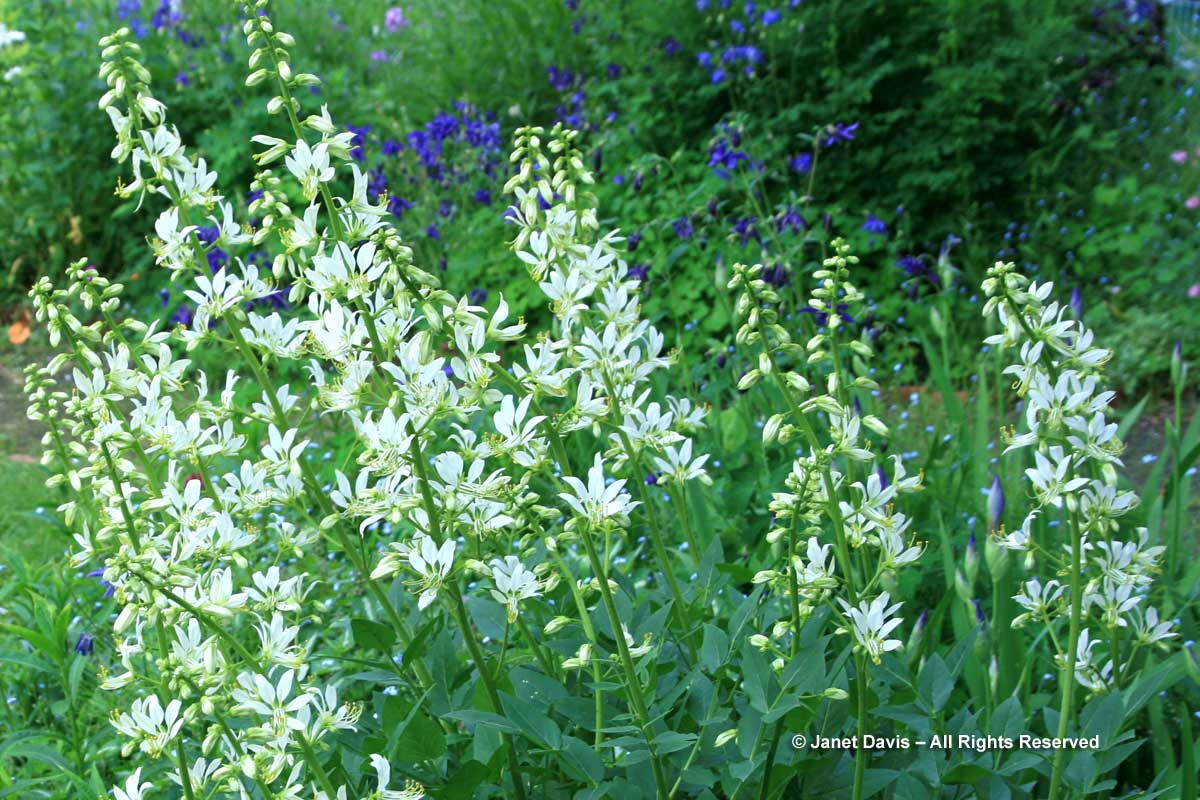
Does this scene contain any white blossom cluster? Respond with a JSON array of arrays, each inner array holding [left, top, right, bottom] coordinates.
[[982, 261, 1176, 693], [730, 240, 925, 668], [27, 3, 713, 798]]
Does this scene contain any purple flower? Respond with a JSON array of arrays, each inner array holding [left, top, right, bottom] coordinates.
[[627, 231, 643, 252], [673, 216, 694, 240], [607, 63, 622, 79], [663, 36, 682, 56], [731, 216, 759, 245], [862, 214, 887, 235], [711, 68, 726, 84], [87, 567, 115, 598], [175, 71, 190, 87], [628, 263, 650, 281], [644, 473, 659, 486], [385, 7, 409, 32], [822, 121, 859, 147], [1070, 286, 1084, 318], [775, 205, 806, 233], [473, 188, 493, 205], [381, 138, 403, 156], [468, 288, 488, 305], [697, 51, 713, 69], [388, 195, 414, 220], [708, 138, 748, 174], [426, 224, 441, 240], [74, 633, 95, 657], [897, 255, 938, 288], [787, 153, 816, 173], [370, 50, 389, 62], [762, 8, 782, 25], [346, 124, 371, 162], [547, 65, 577, 91]]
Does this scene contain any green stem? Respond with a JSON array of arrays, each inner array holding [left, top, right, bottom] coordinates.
[[1047, 510, 1084, 800], [579, 522, 671, 799], [447, 584, 529, 800], [853, 654, 869, 800]]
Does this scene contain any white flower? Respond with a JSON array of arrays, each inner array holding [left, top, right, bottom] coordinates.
[[1011, 578, 1065, 628], [0, 24, 27, 48], [113, 768, 151, 800], [560, 453, 639, 527], [652, 438, 711, 485], [838, 592, 904, 665], [400, 534, 456, 610], [285, 139, 334, 200], [369, 754, 426, 800], [488, 555, 542, 621], [1024, 447, 1087, 508]]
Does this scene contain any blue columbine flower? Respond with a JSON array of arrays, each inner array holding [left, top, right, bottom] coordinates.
[[863, 214, 887, 235], [822, 121, 859, 147], [762, 8, 782, 24], [731, 216, 758, 245], [790, 153, 812, 174], [74, 633, 94, 657], [87, 567, 116, 597], [775, 205, 806, 233], [663, 36, 682, 55], [346, 124, 371, 162], [468, 288, 488, 305], [627, 231, 643, 251], [673, 216, 694, 240]]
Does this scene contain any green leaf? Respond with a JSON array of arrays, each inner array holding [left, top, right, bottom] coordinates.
[[443, 709, 522, 734], [941, 763, 991, 784], [351, 618, 396, 651], [917, 654, 953, 713], [700, 623, 729, 672]]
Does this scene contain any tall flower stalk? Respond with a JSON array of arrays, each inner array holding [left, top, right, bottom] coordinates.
[[982, 262, 1177, 800], [728, 241, 924, 800]]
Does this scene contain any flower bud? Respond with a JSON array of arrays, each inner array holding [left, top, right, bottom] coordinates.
[[964, 531, 979, 587], [715, 729, 739, 747], [823, 687, 849, 700], [987, 476, 1005, 532]]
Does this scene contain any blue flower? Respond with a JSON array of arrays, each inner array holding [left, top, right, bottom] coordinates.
[[822, 121, 859, 147], [468, 288, 488, 305], [862, 214, 887, 235], [663, 36, 682, 56], [762, 8, 782, 25], [789, 153, 812, 174], [697, 51, 713, 68], [731, 216, 759, 245], [87, 567, 115, 598], [775, 206, 806, 233], [346, 124, 371, 162], [74, 633, 94, 657], [672, 217, 694, 240], [388, 195, 414, 220]]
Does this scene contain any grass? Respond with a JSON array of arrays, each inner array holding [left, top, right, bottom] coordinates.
[[0, 457, 67, 568]]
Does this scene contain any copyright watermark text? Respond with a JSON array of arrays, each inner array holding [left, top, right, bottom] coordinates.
[[792, 734, 1101, 752]]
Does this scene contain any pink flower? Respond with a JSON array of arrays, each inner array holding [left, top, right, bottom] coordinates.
[[1172, 150, 1190, 164], [385, 7, 409, 32], [1189, 284, 1200, 298], [1188, 196, 1200, 210]]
